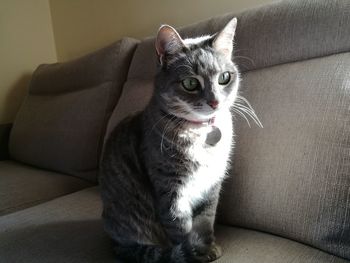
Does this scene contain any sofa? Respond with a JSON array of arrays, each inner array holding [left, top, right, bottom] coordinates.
[[0, 0, 349, 262]]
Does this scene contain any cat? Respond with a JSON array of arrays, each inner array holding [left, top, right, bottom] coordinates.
[[100, 17, 240, 263]]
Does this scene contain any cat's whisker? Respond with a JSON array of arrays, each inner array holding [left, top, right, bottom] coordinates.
[[160, 115, 178, 154], [150, 112, 172, 133], [234, 55, 256, 67], [234, 103, 257, 117], [235, 104, 263, 128], [233, 50, 255, 68], [169, 118, 180, 146], [231, 108, 251, 127], [170, 119, 185, 152], [238, 108, 259, 126], [160, 119, 171, 154], [234, 96, 263, 128], [232, 104, 257, 127], [236, 95, 254, 108], [233, 104, 263, 128]]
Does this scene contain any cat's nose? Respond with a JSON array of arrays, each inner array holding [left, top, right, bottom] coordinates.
[[208, 100, 219, 109]]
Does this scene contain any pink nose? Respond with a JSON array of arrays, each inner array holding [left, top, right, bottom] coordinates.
[[208, 100, 219, 109]]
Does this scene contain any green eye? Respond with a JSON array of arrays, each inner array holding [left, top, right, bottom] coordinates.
[[218, 71, 231, 85], [182, 77, 200, 92]]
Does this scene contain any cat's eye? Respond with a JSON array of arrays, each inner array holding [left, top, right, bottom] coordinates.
[[218, 72, 231, 85], [182, 77, 200, 92]]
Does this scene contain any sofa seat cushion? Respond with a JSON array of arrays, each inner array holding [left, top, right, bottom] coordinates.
[[215, 226, 349, 263], [0, 187, 347, 263], [0, 160, 92, 216], [0, 187, 114, 263]]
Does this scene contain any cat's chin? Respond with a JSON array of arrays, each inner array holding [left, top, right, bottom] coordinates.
[[183, 111, 218, 124], [178, 115, 216, 126]]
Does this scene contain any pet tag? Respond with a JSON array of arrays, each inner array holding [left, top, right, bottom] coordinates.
[[205, 126, 222, 146]]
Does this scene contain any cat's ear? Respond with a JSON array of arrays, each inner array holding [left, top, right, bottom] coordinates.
[[156, 25, 185, 65], [212, 17, 237, 57]]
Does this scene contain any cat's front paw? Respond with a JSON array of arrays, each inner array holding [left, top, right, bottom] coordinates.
[[193, 243, 222, 262], [187, 231, 222, 262], [205, 243, 222, 262]]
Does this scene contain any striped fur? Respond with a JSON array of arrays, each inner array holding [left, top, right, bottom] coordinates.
[[100, 18, 238, 263]]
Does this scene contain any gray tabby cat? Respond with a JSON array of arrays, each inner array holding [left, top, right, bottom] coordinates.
[[100, 18, 240, 263]]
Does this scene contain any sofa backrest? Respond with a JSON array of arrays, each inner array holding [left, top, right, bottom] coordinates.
[[9, 38, 139, 183], [106, 0, 350, 259]]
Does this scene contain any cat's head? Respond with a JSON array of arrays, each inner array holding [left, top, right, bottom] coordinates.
[[154, 18, 239, 123]]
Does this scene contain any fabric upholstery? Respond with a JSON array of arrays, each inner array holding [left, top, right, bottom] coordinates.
[[104, 79, 154, 141], [0, 187, 114, 263], [214, 226, 349, 263], [0, 160, 92, 216], [217, 52, 350, 259], [105, 0, 350, 259], [0, 187, 346, 263], [127, 0, 350, 81], [9, 38, 139, 182]]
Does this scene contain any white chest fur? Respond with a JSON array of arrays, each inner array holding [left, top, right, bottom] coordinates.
[[173, 110, 233, 218]]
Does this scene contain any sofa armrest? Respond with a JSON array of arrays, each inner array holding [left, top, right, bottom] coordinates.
[[0, 124, 12, 160]]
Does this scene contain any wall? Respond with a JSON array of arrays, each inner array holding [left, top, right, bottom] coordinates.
[[49, 0, 274, 61], [0, 0, 57, 124]]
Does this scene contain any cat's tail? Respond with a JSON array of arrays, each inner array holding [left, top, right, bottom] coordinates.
[[114, 232, 215, 263]]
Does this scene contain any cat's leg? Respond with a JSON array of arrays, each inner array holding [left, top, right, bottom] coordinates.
[[191, 184, 222, 262], [193, 183, 222, 238], [157, 188, 193, 245]]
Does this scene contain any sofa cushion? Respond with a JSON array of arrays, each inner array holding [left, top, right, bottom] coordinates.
[[214, 226, 348, 263], [126, 0, 350, 81], [0, 187, 347, 263], [9, 38, 139, 182], [104, 79, 153, 141], [0, 160, 92, 216], [218, 52, 350, 259], [0, 187, 114, 263]]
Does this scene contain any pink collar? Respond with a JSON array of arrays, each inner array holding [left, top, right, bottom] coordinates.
[[188, 117, 216, 125]]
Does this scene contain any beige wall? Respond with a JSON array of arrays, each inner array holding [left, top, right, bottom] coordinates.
[[0, 0, 57, 124], [49, 0, 274, 61]]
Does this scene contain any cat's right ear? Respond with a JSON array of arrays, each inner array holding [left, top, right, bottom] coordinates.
[[156, 25, 185, 65]]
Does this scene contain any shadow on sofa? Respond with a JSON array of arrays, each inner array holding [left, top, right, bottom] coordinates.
[[0, 220, 114, 262]]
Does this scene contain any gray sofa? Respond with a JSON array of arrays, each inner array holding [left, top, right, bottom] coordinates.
[[1, 0, 349, 262]]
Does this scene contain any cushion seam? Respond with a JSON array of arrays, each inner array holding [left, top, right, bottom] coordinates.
[[0, 187, 92, 216]]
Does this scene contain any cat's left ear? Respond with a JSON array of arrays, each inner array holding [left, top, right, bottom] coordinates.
[[212, 17, 237, 57]]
